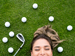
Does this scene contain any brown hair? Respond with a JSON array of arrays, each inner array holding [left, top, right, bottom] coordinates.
[[34, 25, 64, 48]]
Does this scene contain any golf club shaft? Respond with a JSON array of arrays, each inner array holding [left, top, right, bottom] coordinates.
[[20, 42, 24, 48], [13, 48, 20, 56], [13, 42, 24, 56]]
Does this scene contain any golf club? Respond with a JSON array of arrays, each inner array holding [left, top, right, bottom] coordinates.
[[13, 33, 25, 56]]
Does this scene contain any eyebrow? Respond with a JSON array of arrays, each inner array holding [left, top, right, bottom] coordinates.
[[34, 45, 49, 48], [34, 46, 40, 48], [44, 45, 49, 47]]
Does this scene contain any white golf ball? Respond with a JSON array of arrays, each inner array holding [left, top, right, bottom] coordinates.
[[21, 17, 27, 23], [57, 47, 63, 52], [2, 37, 8, 43], [9, 31, 14, 37], [49, 16, 54, 22], [8, 47, 14, 53], [5, 22, 10, 27], [67, 25, 73, 31], [33, 3, 38, 9]]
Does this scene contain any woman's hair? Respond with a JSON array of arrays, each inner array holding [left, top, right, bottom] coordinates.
[[31, 25, 64, 51]]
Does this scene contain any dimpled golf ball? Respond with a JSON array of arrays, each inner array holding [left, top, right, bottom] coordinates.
[[8, 47, 14, 53], [57, 47, 63, 52], [21, 17, 27, 23], [49, 16, 54, 22], [2, 37, 8, 43], [33, 3, 38, 9], [5, 22, 10, 27], [67, 25, 73, 31], [9, 31, 14, 37]]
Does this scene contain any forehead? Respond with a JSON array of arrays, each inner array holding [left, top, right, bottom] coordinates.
[[33, 39, 50, 47]]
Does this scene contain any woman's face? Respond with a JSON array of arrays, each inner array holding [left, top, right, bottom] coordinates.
[[31, 38, 53, 56]]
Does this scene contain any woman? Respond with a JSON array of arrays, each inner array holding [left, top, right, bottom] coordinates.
[[30, 25, 64, 56]]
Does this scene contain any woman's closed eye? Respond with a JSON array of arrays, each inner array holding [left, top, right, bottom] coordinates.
[[35, 49, 40, 51], [45, 48, 50, 50]]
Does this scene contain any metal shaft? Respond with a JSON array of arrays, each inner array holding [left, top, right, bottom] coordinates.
[[13, 42, 25, 56]]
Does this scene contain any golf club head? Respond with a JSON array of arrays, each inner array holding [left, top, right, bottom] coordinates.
[[16, 33, 25, 43]]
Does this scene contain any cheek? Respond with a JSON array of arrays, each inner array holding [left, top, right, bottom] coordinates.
[[47, 50, 53, 56], [31, 50, 39, 56]]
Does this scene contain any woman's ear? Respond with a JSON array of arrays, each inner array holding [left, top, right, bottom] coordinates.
[[31, 51, 33, 56]]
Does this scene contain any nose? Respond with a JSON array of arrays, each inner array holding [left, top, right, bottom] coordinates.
[[40, 49, 45, 55]]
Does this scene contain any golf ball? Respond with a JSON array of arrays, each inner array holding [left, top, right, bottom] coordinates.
[[8, 47, 14, 53], [21, 17, 27, 23], [49, 16, 54, 22], [2, 37, 8, 43], [9, 31, 14, 37], [5, 22, 10, 27], [67, 25, 73, 31], [33, 3, 38, 9], [57, 47, 63, 52]]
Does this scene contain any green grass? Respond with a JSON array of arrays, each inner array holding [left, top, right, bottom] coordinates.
[[0, 0, 75, 56]]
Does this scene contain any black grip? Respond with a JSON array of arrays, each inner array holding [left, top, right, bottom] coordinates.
[[20, 47, 22, 49]]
